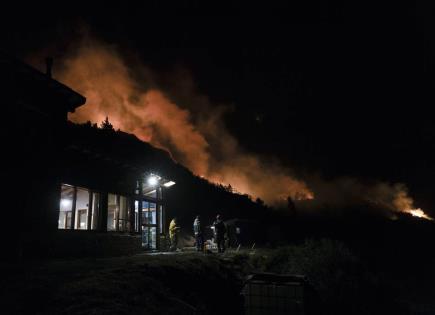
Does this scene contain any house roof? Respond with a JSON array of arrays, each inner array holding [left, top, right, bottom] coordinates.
[[0, 51, 86, 112]]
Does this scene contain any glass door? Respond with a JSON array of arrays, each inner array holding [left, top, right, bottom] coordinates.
[[141, 201, 158, 249]]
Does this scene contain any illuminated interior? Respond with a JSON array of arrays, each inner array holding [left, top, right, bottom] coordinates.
[[59, 184, 98, 230], [75, 188, 89, 230], [58, 185, 74, 229], [107, 194, 129, 232], [57, 175, 174, 250]]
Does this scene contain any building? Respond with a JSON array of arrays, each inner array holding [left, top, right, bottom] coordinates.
[[59, 121, 177, 252], [3, 53, 176, 259]]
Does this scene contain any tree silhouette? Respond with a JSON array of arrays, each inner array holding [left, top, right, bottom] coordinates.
[[100, 116, 114, 131], [255, 197, 264, 206]]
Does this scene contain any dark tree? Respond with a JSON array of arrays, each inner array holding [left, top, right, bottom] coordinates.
[[255, 197, 264, 206], [100, 116, 114, 131]]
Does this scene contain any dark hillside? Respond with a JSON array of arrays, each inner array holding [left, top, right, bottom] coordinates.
[[65, 121, 270, 235]]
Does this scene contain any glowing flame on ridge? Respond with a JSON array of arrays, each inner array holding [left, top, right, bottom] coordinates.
[[404, 208, 433, 220]]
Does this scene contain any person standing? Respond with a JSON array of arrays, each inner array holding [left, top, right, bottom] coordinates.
[[193, 215, 204, 252], [213, 214, 226, 253], [235, 224, 241, 247], [169, 217, 180, 251]]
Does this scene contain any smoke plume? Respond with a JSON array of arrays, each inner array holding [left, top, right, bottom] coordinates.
[[53, 37, 429, 218], [301, 176, 429, 218], [56, 38, 312, 205]]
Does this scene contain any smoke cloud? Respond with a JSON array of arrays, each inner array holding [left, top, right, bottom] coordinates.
[[56, 38, 313, 205], [300, 176, 425, 217], [53, 36, 428, 218]]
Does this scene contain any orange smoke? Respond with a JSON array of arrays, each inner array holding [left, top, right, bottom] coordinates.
[[58, 44, 209, 175], [56, 38, 312, 205], [392, 187, 433, 220], [299, 177, 432, 220]]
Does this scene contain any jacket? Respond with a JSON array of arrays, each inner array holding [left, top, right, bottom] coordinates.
[[169, 220, 179, 238], [213, 219, 226, 237], [193, 218, 202, 235]]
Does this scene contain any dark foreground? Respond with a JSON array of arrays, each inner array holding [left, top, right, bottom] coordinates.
[[1, 239, 435, 315], [0, 252, 244, 315]]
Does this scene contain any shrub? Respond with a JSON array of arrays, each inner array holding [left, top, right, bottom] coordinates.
[[249, 239, 401, 315]]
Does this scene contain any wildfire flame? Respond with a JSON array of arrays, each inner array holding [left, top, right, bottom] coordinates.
[[391, 187, 433, 220], [404, 208, 433, 220]]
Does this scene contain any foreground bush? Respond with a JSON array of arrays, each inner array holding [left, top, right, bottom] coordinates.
[[247, 239, 406, 315]]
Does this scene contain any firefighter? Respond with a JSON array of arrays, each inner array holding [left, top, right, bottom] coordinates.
[[193, 215, 204, 252], [169, 217, 180, 251], [213, 214, 226, 253]]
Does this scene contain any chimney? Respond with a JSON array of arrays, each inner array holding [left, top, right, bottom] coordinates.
[[45, 57, 53, 78]]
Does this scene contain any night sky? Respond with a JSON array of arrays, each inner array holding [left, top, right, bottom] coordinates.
[[2, 2, 435, 211]]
